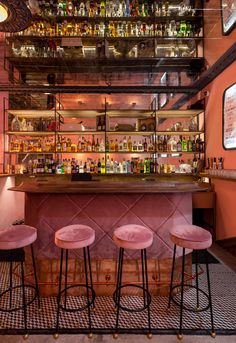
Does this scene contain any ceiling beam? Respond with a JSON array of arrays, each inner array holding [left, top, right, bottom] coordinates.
[[0, 85, 198, 94]]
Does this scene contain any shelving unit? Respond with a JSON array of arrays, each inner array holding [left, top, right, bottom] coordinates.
[[4, 1, 204, 77], [3, 102, 205, 175]]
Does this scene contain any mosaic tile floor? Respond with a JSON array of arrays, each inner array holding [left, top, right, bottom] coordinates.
[[0, 263, 235, 335]]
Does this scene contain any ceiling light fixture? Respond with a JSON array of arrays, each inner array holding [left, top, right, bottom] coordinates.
[[0, 0, 32, 32], [0, 3, 8, 23]]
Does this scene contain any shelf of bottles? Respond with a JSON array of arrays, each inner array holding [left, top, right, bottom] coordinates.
[[4, 107, 205, 175], [6, 0, 203, 59]]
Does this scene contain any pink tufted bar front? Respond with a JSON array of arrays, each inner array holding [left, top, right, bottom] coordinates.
[[24, 192, 192, 260]]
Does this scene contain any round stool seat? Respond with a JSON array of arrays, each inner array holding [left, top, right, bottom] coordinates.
[[113, 224, 153, 250], [55, 224, 95, 250], [170, 224, 212, 250], [0, 225, 37, 250]]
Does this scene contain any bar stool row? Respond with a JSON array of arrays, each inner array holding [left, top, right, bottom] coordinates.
[[0, 223, 215, 339]]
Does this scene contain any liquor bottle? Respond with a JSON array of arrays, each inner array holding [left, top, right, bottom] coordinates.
[[195, 137, 200, 152], [145, 158, 150, 173], [118, 140, 123, 151], [67, 0, 74, 15], [148, 139, 154, 152], [177, 137, 182, 152], [181, 137, 188, 152], [122, 159, 128, 173], [110, 158, 114, 173], [162, 135, 167, 152], [127, 159, 132, 173], [97, 158, 101, 173], [101, 157, 106, 173], [180, 20, 187, 36], [100, 0, 106, 16], [125, 0, 130, 16], [150, 158, 155, 173], [89, 160, 94, 173], [123, 136, 128, 151], [95, 138, 100, 152], [171, 137, 177, 152], [11, 116, 21, 131], [92, 135, 96, 151], [164, 0, 170, 16], [187, 136, 193, 152], [127, 136, 132, 151], [80, 136, 85, 152], [137, 140, 143, 152], [192, 154, 198, 173], [57, 0, 65, 15], [143, 138, 147, 152], [106, 155, 111, 173], [132, 141, 137, 152]]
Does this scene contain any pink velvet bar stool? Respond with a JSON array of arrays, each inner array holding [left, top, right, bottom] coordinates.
[[54, 224, 96, 338], [168, 224, 215, 340], [112, 224, 153, 339], [0, 225, 40, 339]]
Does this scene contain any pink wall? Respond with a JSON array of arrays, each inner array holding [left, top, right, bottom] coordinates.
[[204, 0, 236, 67], [204, 61, 236, 240], [0, 176, 24, 226]]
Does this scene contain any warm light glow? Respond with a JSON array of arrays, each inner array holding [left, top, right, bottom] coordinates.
[[0, 3, 8, 23]]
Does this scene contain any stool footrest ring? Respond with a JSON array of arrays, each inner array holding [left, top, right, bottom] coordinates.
[[59, 284, 96, 313], [170, 284, 210, 313], [113, 284, 151, 313], [0, 285, 38, 313]]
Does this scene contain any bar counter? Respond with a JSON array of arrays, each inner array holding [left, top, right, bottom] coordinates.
[[9, 179, 208, 193], [9, 175, 210, 296]]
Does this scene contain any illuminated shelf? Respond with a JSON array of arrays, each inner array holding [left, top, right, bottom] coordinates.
[[6, 131, 55, 136], [106, 131, 154, 135], [156, 131, 203, 135]]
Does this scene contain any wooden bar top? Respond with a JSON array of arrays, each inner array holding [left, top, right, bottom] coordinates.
[[9, 180, 209, 194], [0, 174, 14, 178]]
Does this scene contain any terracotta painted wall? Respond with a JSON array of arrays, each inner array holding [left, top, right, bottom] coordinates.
[[204, 0, 236, 67], [204, 61, 236, 240]]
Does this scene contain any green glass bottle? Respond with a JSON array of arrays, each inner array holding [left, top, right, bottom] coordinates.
[[180, 20, 187, 36]]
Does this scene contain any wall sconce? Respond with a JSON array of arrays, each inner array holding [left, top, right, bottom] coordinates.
[[0, 0, 32, 32], [131, 102, 136, 106], [78, 100, 84, 105], [0, 3, 8, 23]]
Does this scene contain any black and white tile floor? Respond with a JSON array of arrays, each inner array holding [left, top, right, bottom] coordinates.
[[0, 264, 235, 335]]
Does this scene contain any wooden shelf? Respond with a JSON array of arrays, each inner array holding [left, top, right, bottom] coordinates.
[[7, 109, 55, 118], [156, 131, 203, 135], [107, 131, 154, 135], [6, 131, 55, 136]]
